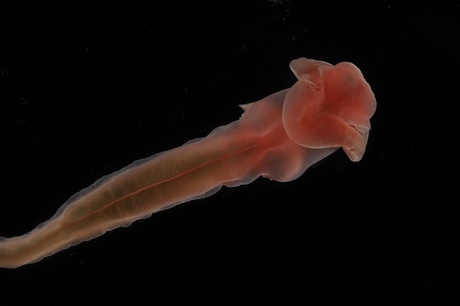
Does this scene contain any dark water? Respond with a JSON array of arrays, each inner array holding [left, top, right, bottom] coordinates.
[[1, 1, 459, 304]]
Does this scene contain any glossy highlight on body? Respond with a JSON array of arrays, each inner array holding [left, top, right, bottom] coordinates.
[[0, 58, 377, 268]]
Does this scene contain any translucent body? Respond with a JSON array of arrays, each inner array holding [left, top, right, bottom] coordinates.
[[0, 58, 376, 268]]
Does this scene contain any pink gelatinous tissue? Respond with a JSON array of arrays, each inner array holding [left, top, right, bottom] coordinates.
[[0, 58, 376, 268]]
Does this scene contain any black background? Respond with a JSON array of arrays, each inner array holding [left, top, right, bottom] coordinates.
[[1, 1, 459, 305]]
